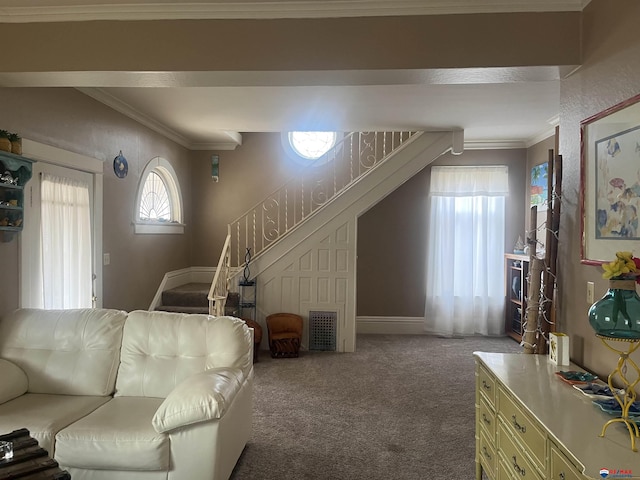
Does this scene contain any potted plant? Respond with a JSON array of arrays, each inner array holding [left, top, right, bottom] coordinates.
[[8, 133, 21, 155], [0, 130, 11, 153]]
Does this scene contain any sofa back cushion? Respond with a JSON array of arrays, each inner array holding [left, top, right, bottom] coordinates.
[[115, 310, 252, 398], [0, 308, 128, 396]]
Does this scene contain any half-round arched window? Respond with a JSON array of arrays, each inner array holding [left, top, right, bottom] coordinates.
[[134, 157, 184, 234]]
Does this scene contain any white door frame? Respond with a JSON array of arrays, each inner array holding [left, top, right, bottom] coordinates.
[[20, 139, 104, 308]]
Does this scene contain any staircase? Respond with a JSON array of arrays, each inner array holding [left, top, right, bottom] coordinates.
[[157, 283, 239, 316], [153, 129, 461, 341]]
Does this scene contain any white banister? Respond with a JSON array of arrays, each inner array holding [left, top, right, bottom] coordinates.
[[207, 226, 231, 316], [228, 131, 420, 267]]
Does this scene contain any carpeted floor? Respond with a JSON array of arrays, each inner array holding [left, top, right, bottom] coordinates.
[[230, 334, 521, 480]]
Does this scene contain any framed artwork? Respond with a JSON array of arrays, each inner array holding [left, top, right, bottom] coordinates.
[[580, 93, 640, 265], [530, 163, 548, 211]]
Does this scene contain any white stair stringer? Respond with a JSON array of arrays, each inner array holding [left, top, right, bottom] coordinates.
[[248, 130, 461, 352]]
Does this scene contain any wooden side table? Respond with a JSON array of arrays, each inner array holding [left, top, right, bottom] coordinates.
[[0, 428, 70, 479], [242, 318, 262, 363]]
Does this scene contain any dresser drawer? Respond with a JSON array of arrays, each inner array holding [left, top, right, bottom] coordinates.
[[550, 444, 582, 480], [497, 387, 545, 469], [479, 396, 496, 439], [497, 421, 543, 480], [479, 430, 497, 479], [498, 455, 514, 480], [478, 364, 497, 407]]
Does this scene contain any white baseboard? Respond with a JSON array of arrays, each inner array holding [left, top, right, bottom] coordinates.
[[356, 316, 424, 335]]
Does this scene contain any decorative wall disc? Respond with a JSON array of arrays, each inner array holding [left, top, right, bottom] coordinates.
[[113, 151, 128, 178]]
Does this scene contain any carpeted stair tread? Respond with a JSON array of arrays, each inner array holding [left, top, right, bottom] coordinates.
[[158, 285, 240, 316], [161, 283, 210, 307], [156, 305, 210, 314]]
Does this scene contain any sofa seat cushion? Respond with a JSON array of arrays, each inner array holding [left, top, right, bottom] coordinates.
[[55, 397, 168, 471], [0, 393, 111, 456]]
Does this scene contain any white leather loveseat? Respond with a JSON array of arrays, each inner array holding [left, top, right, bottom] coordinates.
[[0, 308, 253, 480]]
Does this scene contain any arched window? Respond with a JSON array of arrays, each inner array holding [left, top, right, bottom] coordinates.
[[134, 157, 184, 234], [282, 131, 339, 166]]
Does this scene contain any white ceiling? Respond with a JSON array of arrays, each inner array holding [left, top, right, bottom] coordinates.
[[0, 0, 588, 150]]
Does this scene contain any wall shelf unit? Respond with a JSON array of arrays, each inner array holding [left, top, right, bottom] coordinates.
[[504, 253, 529, 342], [0, 151, 34, 242]]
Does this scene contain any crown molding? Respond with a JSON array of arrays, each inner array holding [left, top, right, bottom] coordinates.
[[77, 87, 191, 148], [464, 139, 527, 150], [0, 0, 589, 23], [190, 140, 242, 151], [525, 128, 556, 148], [76, 87, 242, 151]]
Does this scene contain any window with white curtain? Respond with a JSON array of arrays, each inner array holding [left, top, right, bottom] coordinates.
[[425, 165, 509, 336], [41, 173, 93, 309]]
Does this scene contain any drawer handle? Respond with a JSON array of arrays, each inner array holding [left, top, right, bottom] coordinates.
[[559, 473, 565, 480], [482, 380, 491, 390], [511, 414, 527, 434], [512, 455, 526, 477], [482, 446, 492, 461], [482, 413, 491, 425]]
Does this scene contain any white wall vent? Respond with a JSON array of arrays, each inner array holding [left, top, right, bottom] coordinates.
[[309, 311, 337, 351]]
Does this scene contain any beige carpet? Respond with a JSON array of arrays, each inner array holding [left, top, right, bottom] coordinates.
[[230, 334, 521, 480]]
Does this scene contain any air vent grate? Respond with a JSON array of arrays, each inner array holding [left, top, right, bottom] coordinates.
[[309, 311, 337, 351]]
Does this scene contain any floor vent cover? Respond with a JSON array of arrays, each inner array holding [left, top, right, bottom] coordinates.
[[309, 311, 337, 351]]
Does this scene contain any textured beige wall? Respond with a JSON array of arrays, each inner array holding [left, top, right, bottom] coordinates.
[[357, 148, 527, 317], [189, 133, 305, 267], [0, 88, 192, 316], [558, 0, 640, 378], [0, 13, 580, 74]]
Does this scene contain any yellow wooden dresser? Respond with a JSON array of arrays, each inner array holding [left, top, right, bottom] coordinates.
[[474, 352, 640, 480]]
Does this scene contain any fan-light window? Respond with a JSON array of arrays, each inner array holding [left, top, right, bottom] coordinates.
[[139, 171, 171, 221], [134, 157, 184, 234]]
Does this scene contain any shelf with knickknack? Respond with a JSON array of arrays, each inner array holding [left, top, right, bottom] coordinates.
[[0, 150, 34, 242], [504, 253, 529, 342]]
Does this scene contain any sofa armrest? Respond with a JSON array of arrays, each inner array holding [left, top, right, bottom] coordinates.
[[152, 367, 243, 433], [0, 359, 28, 404]]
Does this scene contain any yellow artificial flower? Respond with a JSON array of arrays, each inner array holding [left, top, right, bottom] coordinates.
[[602, 251, 638, 279]]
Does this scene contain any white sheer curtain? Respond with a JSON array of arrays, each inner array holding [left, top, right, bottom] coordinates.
[[424, 166, 508, 336], [40, 173, 92, 309]]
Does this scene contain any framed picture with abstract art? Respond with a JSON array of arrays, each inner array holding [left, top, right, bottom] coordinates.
[[580, 93, 640, 265]]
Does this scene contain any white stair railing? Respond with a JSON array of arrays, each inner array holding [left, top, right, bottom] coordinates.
[[229, 131, 420, 266], [207, 227, 231, 316]]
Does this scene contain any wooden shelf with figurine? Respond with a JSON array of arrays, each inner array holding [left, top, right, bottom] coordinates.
[[0, 148, 34, 242]]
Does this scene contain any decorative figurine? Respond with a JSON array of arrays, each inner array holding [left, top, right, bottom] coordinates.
[[0, 171, 17, 185]]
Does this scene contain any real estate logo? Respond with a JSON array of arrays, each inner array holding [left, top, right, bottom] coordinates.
[[600, 468, 633, 478]]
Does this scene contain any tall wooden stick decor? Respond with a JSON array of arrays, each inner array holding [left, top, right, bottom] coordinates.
[[537, 152, 562, 354], [523, 257, 543, 354], [523, 148, 562, 354]]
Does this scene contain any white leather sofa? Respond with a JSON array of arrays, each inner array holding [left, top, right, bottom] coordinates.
[[0, 308, 253, 480]]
